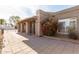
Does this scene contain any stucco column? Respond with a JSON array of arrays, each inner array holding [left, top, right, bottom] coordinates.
[[35, 9, 43, 36], [26, 22, 28, 34], [35, 21, 41, 36], [17, 24, 20, 32], [20, 23, 23, 33], [77, 17, 79, 33]]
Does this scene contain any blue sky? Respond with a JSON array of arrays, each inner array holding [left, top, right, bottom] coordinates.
[[39, 5, 75, 11], [19, 5, 75, 18], [0, 5, 76, 22]]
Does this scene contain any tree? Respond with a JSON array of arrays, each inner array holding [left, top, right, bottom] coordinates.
[[0, 19, 6, 34], [9, 16, 20, 28], [0, 19, 6, 25]]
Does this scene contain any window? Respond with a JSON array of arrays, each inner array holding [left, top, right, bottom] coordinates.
[[58, 22, 66, 32], [58, 18, 77, 34]]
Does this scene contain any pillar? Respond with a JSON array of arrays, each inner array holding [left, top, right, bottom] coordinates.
[[35, 21, 41, 36], [20, 23, 23, 33], [35, 9, 42, 36], [26, 22, 28, 34], [77, 17, 79, 33], [17, 24, 19, 32]]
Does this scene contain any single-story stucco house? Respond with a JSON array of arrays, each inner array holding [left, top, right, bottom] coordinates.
[[17, 6, 79, 37]]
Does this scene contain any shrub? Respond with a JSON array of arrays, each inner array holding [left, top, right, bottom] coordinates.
[[41, 16, 58, 36], [68, 27, 78, 40]]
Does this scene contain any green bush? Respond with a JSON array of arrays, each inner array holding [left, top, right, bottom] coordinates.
[[41, 16, 58, 36], [68, 27, 78, 40]]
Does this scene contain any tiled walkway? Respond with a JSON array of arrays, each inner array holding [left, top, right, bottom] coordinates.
[[1, 30, 79, 54]]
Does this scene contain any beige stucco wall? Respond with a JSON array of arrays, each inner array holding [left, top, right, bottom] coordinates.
[[36, 7, 79, 36], [36, 10, 54, 21], [35, 10, 56, 36], [55, 7, 79, 19]]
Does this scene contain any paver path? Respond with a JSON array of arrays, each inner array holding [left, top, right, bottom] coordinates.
[[1, 30, 79, 54]]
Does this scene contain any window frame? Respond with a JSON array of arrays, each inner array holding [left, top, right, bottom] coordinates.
[[58, 17, 77, 34]]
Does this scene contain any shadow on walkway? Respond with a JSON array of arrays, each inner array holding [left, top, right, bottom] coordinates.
[[17, 32, 58, 54]]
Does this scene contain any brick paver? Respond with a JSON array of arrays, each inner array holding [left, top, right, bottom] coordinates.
[[1, 30, 79, 54]]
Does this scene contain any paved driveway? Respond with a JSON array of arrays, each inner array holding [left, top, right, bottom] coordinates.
[[1, 30, 79, 54]]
